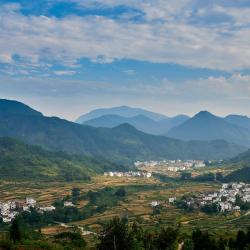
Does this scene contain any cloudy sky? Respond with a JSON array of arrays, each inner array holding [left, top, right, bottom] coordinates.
[[0, 0, 250, 120]]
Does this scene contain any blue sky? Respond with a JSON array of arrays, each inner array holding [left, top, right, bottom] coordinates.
[[0, 0, 250, 120]]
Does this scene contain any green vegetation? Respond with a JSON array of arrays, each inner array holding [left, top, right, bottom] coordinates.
[[2, 216, 250, 250], [54, 232, 87, 249], [225, 167, 250, 183], [0, 137, 127, 181], [228, 149, 250, 165], [0, 217, 87, 249]]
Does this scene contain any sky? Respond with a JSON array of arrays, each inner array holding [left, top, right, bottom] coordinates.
[[0, 0, 250, 120]]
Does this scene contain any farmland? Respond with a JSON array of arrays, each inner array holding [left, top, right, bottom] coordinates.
[[1, 175, 249, 241]]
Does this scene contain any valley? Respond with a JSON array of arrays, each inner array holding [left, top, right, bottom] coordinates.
[[1, 1, 250, 248], [0, 99, 250, 249], [1, 173, 250, 240]]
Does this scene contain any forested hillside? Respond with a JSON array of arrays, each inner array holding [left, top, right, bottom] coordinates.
[[0, 137, 123, 180]]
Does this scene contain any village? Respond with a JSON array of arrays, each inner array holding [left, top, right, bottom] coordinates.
[[2, 182, 250, 225], [149, 182, 250, 213], [134, 159, 207, 172], [104, 171, 152, 178], [0, 198, 76, 223]]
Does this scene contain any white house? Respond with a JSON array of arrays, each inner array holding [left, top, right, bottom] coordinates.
[[150, 201, 160, 207], [64, 201, 75, 207], [10, 201, 16, 210], [2, 217, 12, 223], [243, 195, 250, 202], [234, 206, 241, 212], [219, 202, 232, 212], [203, 196, 213, 201], [109, 172, 114, 177], [169, 197, 176, 204], [8, 211, 18, 219], [40, 206, 56, 212], [26, 197, 36, 207], [23, 206, 30, 212], [194, 162, 206, 168]]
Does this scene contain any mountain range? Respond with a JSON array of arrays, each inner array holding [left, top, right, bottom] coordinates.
[[167, 111, 250, 147], [76, 105, 169, 123], [77, 106, 250, 147], [83, 114, 189, 135], [0, 99, 245, 164]]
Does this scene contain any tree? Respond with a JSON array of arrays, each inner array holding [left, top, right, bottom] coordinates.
[[97, 217, 133, 250], [131, 222, 144, 250], [235, 230, 246, 250], [183, 239, 194, 250], [201, 203, 218, 214], [192, 229, 207, 250], [115, 187, 126, 197], [181, 172, 192, 180], [194, 173, 215, 182], [192, 229, 224, 250], [10, 218, 22, 243], [143, 230, 157, 250], [156, 227, 178, 250], [54, 231, 86, 249], [72, 188, 81, 198], [215, 172, 224, 182]]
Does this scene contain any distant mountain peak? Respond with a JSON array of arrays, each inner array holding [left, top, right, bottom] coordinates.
[[194, 110, 215, 118], [76, 105, 168, 123], [167, 110, 250, 147]]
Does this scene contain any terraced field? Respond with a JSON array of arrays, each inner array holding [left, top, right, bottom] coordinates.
[[1, 176, 249, 238]]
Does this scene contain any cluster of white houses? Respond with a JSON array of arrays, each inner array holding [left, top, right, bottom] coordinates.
[[0, 197, 37, 223], [149, 183, 250, 213], [135, 160, 206, 172], [0, 198, 77, 223], [104, 171, 152, 178], [183, 182, 250, 212], [0, 197, 78, 223]]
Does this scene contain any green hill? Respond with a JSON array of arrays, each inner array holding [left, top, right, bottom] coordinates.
[[228, 149, 250, 165], [0, 137, 123, 181], [225, 167, 250, 182], [0, 100, 246, 163], [222, 149, 250, 182]]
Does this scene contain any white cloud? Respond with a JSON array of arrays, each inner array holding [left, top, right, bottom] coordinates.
[[53, 70, 76, 76], [0, 1, 250, 71]]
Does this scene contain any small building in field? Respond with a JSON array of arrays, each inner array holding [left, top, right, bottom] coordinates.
[[39, 206, 56, 212], [169, 197, 176, 204], [64, 201, 75, 207], [150, 201, 160, 207]]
